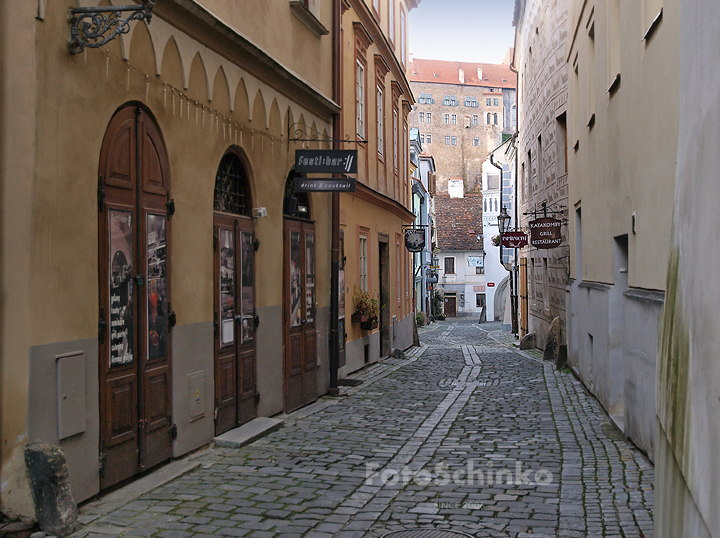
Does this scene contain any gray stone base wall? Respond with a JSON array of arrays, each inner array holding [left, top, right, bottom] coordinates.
[[28, 339, 100, 503], [568, 282, 660, 459], [655, 419, 712, 538]]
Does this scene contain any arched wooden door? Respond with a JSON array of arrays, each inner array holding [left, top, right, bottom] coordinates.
[[98, 105, 173, 490], [283, 174, 317, 412], [213, 151, 258, 436]]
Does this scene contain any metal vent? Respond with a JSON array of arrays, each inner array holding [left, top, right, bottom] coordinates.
[[381, 530, 474, 538]]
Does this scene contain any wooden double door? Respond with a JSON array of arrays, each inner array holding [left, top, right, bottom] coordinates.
[[98, 106, 173, 490], [283, 219, 317, 412], [214, 214, 258, 435]]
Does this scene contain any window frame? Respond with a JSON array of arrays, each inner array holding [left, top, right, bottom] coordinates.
[[376, 85, 384, 157], [358, 227, 370, 292], [356, 60, 366, 139], [444, 256, 455, 274]]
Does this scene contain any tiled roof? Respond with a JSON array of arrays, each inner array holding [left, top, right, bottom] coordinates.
[[408, 58, 516, 89], [435, 193, 484, 251]]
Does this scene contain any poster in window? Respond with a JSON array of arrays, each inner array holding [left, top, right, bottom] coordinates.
[[240, 231, 255, 343], [219, 229, 235, 345], [109, 210, 134, 366], [147, 214, 168, 360], [290, 230, 302, 328], [305, 232, 315, 324]]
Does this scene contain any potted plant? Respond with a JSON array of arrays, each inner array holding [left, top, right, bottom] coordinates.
[[351, 286, 379, 330], [491, 234, 501, 247]]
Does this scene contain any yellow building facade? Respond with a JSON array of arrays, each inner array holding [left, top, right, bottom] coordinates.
[[338, 0, 419, 373], [0, 0, 339, 515]]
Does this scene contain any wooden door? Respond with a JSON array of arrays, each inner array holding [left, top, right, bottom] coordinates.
[[444, 295, 457, 317], [519, 257, 528, 337], [283, 219, 317, 412], [214, 214, 257, 435], [98, 106, 172, 490]]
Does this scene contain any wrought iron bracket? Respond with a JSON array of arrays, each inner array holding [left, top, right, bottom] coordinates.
[[69, 1, 156, 55], [523, 201, 567, 219]]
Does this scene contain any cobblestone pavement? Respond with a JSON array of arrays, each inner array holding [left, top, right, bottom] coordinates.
[[73, 319, 653, 538]]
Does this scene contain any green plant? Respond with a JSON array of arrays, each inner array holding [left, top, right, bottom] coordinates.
[[491, 234, 501, 247], [432, 289, 445, 320], [416, 311, 426, 326], [352, 286, 379, 321]]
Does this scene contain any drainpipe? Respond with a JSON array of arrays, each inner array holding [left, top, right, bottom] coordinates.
[[328, 0, 341, 395]]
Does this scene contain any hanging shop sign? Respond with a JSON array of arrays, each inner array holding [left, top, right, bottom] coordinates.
[[501, 231, 529, 248], [467, 256, 484, 267], [295, 149, 358, 174], [404, 228, 426, 252], [529, 218, 563, 249], [294, 177, 356, 192]]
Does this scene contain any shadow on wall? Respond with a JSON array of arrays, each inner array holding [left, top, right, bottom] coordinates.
[[494, 275, 510, 321]]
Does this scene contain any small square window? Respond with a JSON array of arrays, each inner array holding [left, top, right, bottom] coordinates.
[[451, 114, 457, 124], [426, 134, 432, 144], [486, 97, 492, 106], [445, 135, 451, 145], [451, 136, 457, 145], [494, 98, 499, 107], [444, 114, 450, 124], [419, 112, 424, 123]]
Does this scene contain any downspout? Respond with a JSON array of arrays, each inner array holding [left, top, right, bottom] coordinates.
[[329, 0, 341, 394], [509, 40, 521, 336]]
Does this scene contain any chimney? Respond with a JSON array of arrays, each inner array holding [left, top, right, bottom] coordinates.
[[459, 68, 465, 84], [477, 67, 483, 80]]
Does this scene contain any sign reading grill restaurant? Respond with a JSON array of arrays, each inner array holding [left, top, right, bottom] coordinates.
[[529, 218, 563, 249], [294, 177, 356, 193], [295, 149, 358, 174], [404, 228, 426, 252], [501, 231, 529, 249]]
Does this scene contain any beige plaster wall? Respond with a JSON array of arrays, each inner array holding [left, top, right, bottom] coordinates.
[[0, 0, 38, 519], [567, 0, 678, 290]]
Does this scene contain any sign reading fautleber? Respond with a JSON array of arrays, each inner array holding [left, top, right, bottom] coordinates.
[[529, 218, 562, 249], [295, 150, 358, 174]]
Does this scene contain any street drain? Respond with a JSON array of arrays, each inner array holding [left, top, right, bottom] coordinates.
[[381, 530, 474, 538]]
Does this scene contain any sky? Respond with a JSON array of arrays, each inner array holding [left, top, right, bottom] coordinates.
[[409, 0, 516, 65]]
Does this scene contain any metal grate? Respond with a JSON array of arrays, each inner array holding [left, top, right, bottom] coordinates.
[[214, 153, 250, 216], [381, 531, 475, 538]]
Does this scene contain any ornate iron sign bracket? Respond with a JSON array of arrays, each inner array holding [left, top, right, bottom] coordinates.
[[69, 1, 156, 55]]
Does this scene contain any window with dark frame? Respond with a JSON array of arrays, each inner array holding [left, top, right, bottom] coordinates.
[[444, 257, 455, 274]]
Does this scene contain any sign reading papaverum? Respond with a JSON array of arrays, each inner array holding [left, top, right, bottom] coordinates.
[[529, 218, 562, 249], [501, 231, 529, 248], [295, 150, 358, 174], [404, 229, 426, 252], [294, 177, 356, 193]]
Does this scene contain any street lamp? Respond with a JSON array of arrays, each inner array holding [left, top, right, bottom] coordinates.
[[497, 206, 511, 234]]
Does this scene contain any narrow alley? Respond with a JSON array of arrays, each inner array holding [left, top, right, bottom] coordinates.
[[71, 320, 653, 538]]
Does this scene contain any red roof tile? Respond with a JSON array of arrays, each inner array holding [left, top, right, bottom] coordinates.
[[408, 58, 516, 89], [435, 193, 484, 251]]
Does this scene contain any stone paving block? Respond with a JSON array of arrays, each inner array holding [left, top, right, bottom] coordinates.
[[71, 320, 653, 538]]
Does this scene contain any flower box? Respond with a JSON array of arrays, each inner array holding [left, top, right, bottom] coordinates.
[[351, 313, 368, 323], [360, 320, 378, 331]]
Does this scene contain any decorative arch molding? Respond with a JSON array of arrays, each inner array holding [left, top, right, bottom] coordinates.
[[77, 0, 330, 136]]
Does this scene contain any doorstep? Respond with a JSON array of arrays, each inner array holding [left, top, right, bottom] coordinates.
[[213, 417, 284, 449]]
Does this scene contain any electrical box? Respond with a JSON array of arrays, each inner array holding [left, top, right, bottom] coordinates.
[[57, 353, 86, 439], [188, 371, 205, 421]]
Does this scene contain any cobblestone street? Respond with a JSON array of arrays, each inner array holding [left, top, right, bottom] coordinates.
[[73, 319, 653, 538]]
